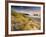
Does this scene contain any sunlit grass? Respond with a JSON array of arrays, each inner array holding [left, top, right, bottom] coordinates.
[[11, 11, 40, 31]]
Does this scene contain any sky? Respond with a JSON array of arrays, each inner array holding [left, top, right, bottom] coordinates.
[[11, 6, 41, 12]]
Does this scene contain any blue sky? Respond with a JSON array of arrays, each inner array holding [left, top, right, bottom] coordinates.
[[11, 6, 41, 11]]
